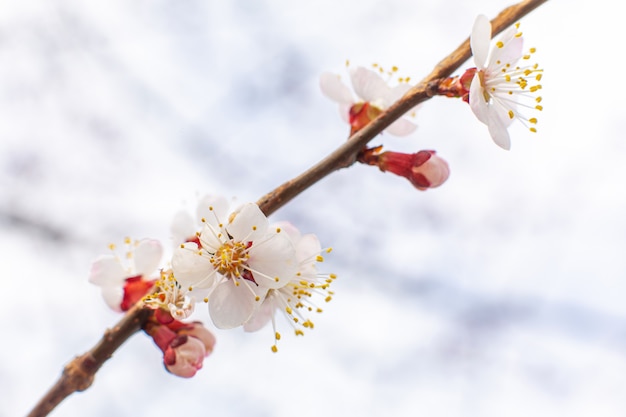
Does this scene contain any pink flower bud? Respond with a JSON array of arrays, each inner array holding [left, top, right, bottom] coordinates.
[[163, 335, 206, 378], [378, 150, 450, 190], [177, 322, 217, 355]]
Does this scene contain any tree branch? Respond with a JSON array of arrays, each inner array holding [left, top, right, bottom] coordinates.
[[27, 1, 549, 415], [257, 0, 548, 216]]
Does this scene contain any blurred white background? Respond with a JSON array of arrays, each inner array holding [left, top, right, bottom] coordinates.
[[2, 0, 626, 416]]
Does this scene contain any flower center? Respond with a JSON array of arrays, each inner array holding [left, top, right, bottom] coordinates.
[[211, 241, 252, 280]]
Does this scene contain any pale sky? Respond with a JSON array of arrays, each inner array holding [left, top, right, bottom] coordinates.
[[3, 1, 626, 416]]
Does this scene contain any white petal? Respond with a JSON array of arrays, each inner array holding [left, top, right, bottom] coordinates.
[[319, 72, 354, 104], [469, 74, 490, 125], [385, 118, 417, 136], [488, 34, 523, 70], [227, 203, 268, 242], [100, 285, 123, 312], [172, 244, 217, 289], [349, 67, 390, 103], [295, 234, 321, 264], [272, 221, 301, 243], [170, 211, 196, 244], [384, 83, 412, 107], [487, 112, 512, 150], [199, 223, 224, 252], [89, 255, 125, 286], [133, 239, 162, 276], [196, 195, 229, 229], [209, 280, 265, 329], [247, 232, 298, 289], [471, 14, 491, 68]]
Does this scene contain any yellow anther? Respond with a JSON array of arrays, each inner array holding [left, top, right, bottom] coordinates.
[[391, 66, 398, 72], [536, 105, 543, 111], [275, 332, 281, 340], [508, 110, 514, 119], [255, 296, 260, 301], [530, 85, 542, 92], [325, 296, 332, 302], [295, 330, 304, 336], [271, 345, 278, 353], [316, 255, 324, 262], [276, 227, 281, 233], [252, 226, 257, 231], [330, 274, 337, 279], [286, 306, 293, 315], [535, 74, 542, 81], [124, 237, 131, 244], [496, 41, 504, 48], [201, 217, 206, 222], [529, 118, 537, 124], [530, 127, 537, 133], [274, 277, 280, 282], [530, 47, 536, 53], [108, 243, 116, 250], [203, 297, 209, 303]]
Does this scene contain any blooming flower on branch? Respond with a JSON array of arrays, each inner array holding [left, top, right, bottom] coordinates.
[[89, 238, 162, 311], [468, 14, 544, 150], [243, 222, 336, 352], [143, 269, 196, 320], [320, 63, 418, 136], [171, 201, 299, 329]]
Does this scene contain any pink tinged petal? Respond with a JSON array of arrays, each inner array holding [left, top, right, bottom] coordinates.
[[469, 74, 490, 125], [172, 243, 216, 289], [226, 203, 269, 242], [471, 14, 491, 68], [133, 239, 162, 276], [385, 118, 418, 136], [89, 255, 126, 286], [349, 67, 390, 103], [243, 294, 276, 332], [247, 233, 298, 289], [319, 72, 354, 104], [295, 234, 321, 264], [100, 285, 123, 312], [196, 195, 229, 229], [272, 221, 301, 243], [209, 280, 265, 329], [165, 336, 206, 378], [170, 211, 196, 244], [338, 103, 351, 123]]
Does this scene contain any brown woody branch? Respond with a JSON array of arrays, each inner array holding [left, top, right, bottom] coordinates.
[[27, 1, 549, 415]]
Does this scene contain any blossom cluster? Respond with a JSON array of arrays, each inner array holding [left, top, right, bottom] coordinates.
[[170, 195, 335, 352], [89, 195, 335, 373]]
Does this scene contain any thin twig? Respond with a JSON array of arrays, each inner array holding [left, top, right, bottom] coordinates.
[[257, 0, 548, 216], [27, 1, 549, 415]]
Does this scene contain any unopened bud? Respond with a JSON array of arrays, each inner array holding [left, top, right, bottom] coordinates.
[[163, 335, 206, 378], [378, 150, 450, 190], [177, 321, 216, 355]]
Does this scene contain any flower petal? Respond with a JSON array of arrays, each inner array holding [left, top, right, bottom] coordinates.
[[471, 14, 491, 68], [170, 211, 196, 244], [226, 203, 268, 242], [243, 293, 275, 332], [488, 33, 523, 71], [100, 285, 123, 312], [385, 118, 417, 136], [319, 72, 354, 104], [89, 255, 126, 286], [133, 239, 162, 276], [209, 280, 265, 329], [469, 74, 490, 125], [247, 232, 297, 289], [486, 111, 512, 150], [172, 243, 217, 289], [349, 67, 390, 103], [196, 195, 229, 229]]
